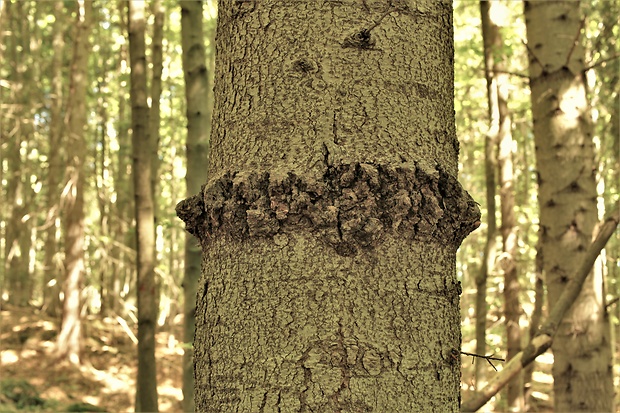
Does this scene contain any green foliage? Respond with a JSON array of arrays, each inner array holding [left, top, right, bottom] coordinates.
[[0, 379, 45, 409]]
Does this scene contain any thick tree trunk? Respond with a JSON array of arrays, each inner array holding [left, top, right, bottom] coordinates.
[[180, 1, 212, 411], [177, 1, 480, 411], [128, 1, 159, 411], [56, 0, 92, 365], [525, 1, 613, 411]]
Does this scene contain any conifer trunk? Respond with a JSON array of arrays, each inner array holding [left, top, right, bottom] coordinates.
[[56, 0, 92, 365], [180, 0, 212, 411], [177, 1, 479, 411], [128, 1, 159, 411], [43, 0, 66, 317]]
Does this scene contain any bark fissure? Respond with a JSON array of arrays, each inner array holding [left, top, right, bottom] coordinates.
[[177, 162, 480, 256]]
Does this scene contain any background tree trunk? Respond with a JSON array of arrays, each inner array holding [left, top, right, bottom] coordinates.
[[525, 1, 613, 410], [43, 0, 66, 317], [177, 1, 480, 411], [56, 0, 91, 365], [109, 5, 133, 318], [128, 1, 159, 411], [149, 0, 164, 325], [476, 0, 499, 393], [149, 0, 164, 212], [180, 0, 212, 411], [4, 0, 33, 308], [483, 3, 523, 409]]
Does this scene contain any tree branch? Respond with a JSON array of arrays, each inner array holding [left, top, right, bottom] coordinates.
[[565, 18, 586, 67], [461, 351, 505, 372], [584, 54, 620, 72], [461, 206, 620, 412]]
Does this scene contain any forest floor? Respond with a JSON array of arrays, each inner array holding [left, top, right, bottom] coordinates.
[[0, 303, 184, 412], [1, 303, 613, 412]]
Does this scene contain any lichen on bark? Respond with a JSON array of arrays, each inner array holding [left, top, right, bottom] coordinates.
[[176, 160, 480, 256]]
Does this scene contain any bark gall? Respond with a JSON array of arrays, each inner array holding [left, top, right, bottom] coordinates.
[[176, 162, 480, 255]]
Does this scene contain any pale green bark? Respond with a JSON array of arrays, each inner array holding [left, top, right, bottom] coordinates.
[[178, 1, 479, 411], [525, 1, 613, 411]]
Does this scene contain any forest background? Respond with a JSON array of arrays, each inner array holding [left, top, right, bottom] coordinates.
[[0, 0, 618, 412]]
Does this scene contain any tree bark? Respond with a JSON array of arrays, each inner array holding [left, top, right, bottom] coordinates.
[[149, 0, 164, 222], [525, 1, 614, 411], [476, 0, 500, 393], [128, 1, 159, 411], [56, 0, 92, 365], [482, 3, 523, 409], [180, 1, 212, 411], [109, 3, 132, 317], [4, 0, 33, 308], [43, 0, 66, 317], [523, 239, 544, 411], [177, 1, 480, 411]]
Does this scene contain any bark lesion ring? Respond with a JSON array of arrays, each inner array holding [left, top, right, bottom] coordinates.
[[176, 162, 480, 255]]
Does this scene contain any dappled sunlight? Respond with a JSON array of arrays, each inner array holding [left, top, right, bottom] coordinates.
[[0, 306, 184, 412], [1, 349, 19, 365]]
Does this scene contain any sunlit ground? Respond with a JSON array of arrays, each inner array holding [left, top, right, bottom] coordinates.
[[0, 305, 184, 412]]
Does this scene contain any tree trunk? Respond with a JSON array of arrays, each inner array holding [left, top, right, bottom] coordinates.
[[177, 1, 480, 411], [128, 1, 159, 411], [56, 0, 92, 365], [150, 0, 164, 215], [43, 0, 66, 317], [523, 239, 544, 411], [481, 3, 523, 409], [109, 6, 132, 317], [149, 0, 164, 325], [525, 1, 613, 411], [4, 0, 33, 308], [180, 1, 212, 411], [476, 0, 499, 393]]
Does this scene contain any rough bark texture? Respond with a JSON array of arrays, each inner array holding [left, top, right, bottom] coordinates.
[[180, 0, 212, 411], [56, 0, 91, 365], [525, 1, 613, 411], [128, 1, 159, 411], [177, 1, 480, 411]]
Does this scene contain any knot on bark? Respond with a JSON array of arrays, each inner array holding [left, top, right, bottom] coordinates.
[[176, 162, 480, 255]]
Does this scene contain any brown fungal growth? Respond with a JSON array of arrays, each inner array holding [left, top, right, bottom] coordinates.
[[176, 162, 480, 256]]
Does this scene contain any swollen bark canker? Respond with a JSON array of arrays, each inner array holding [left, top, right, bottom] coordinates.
[[176, 161, 480, 255]]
